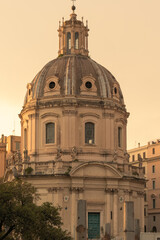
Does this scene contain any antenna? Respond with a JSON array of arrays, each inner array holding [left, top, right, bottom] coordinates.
[[71, 0, 76, 6], [12, 121, 15, 136]]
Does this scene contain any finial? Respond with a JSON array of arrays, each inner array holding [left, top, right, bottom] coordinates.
[[71, 0, 76, 12]]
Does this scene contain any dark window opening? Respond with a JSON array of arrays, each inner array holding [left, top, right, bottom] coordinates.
[[143, 152, 146, 159], [153, 199, 156, 209], [46, 123, 55, 144], [114, 87, 117, 94], [153, 216, 156, 222], [75, 32, 79, 49], [152, 165, 155, 173], [132, 155, 135, 162], [67, 32, 71, 54], [152, 226, 157, 232], [153, 148, 155, 154], [85, 81, 92, 89], [144, 208, 146, 216], [49, 81, 55, 89], [153, 180, 155, 189], [118, 127, 122, 148], [85, 122, 94, 144]]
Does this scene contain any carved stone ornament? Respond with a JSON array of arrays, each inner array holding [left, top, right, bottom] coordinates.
[[80, 76, 97, 96], [71, 146, 78, 160], [119, 196, 124, 203], [44, 76, 60, 96]]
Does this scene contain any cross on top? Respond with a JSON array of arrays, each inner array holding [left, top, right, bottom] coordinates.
[[71, 0, 76, 5]]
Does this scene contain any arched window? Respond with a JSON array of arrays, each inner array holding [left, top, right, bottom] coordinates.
[[152, 226, 157, 232], [85, 122, 94, 144], [118, 127, 122, 148], [75, 32, 79, 49], [67, 32, 71, 54], [46, 123, 55, 144]]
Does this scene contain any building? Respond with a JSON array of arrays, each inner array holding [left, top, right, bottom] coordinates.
[[0, 135, 21, 178], [128, 140, 160, 233], [4, 4, 145, 240]]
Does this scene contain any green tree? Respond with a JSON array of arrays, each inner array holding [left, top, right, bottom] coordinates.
[[0, 179, 71, 240]]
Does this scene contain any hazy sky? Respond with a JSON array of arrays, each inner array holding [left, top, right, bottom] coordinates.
[[0, 0, 160, 149]]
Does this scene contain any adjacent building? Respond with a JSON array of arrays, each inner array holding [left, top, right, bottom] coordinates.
[[129, 140, 160, 233], [0, 135, 21, 178]]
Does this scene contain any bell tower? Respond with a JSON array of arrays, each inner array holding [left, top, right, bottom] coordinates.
[[58, 4, 89, 56]]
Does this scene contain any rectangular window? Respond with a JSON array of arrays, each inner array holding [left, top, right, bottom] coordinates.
[[153, 180, 155, 189], [118, 127, 122, 148], [144, 225, 146, 232], [16, 141, 20, 151], [153, 216, 156, 221], [143, 167, 146, 174], [138, 153, 141, 160], [132, 155, 135, 162], [153, 199, 156, 209], [144, 208, 146, 216], [152, 165, 155, 173], [153, 148, 155, 154], [46, 123, 55, 144], [143, 152, 146, 159], [144, 193, 147, 202]]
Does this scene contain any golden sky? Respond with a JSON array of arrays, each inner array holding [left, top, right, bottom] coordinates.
[[0, 0, 160, 149]]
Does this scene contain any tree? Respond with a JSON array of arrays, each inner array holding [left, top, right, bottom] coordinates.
[[0, 179, 71, 240]]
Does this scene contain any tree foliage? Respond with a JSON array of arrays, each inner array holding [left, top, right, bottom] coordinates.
[[0, 179, 71, 240]]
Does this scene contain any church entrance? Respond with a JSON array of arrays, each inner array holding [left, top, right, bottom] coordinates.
[[88, 212, 100, 239]]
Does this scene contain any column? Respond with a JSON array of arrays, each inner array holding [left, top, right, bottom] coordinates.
[[71, 189, 76, 239], [113, 190, 118, 237]]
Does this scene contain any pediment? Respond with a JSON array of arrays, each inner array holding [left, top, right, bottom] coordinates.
[[70, 162, 122, 179]]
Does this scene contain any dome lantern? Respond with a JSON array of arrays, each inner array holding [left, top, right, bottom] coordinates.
[[58, 3, 89, 56]]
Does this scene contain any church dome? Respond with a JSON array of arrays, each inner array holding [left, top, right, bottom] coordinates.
[[24, 54, 124, 105]]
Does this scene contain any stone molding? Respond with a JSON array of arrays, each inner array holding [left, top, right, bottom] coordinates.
[[70, 187, 84, 193], [79, 113, 100, 119], [40, 113, 59, 119], [115, 118, 127, 125], [62, 110, 78, 116], [105, 188, 119, 193], [102, 113, 115, 118], [48, 187, 63, 193]]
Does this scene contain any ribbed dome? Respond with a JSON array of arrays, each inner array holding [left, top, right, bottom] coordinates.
[[24, 55, 124, 105]]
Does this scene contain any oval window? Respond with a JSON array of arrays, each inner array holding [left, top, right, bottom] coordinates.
[[85, 81, 92, 89], [114, 87, 117, 94], [49, 81, 55, 89]]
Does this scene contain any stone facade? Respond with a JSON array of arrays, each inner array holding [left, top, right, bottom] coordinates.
[[4, 5, 145, 240]]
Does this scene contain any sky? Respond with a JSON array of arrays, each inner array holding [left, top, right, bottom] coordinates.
[[0, 0, 160, 150]]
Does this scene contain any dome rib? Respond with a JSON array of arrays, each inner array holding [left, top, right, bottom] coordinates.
[[24, 55, 124, 105]]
